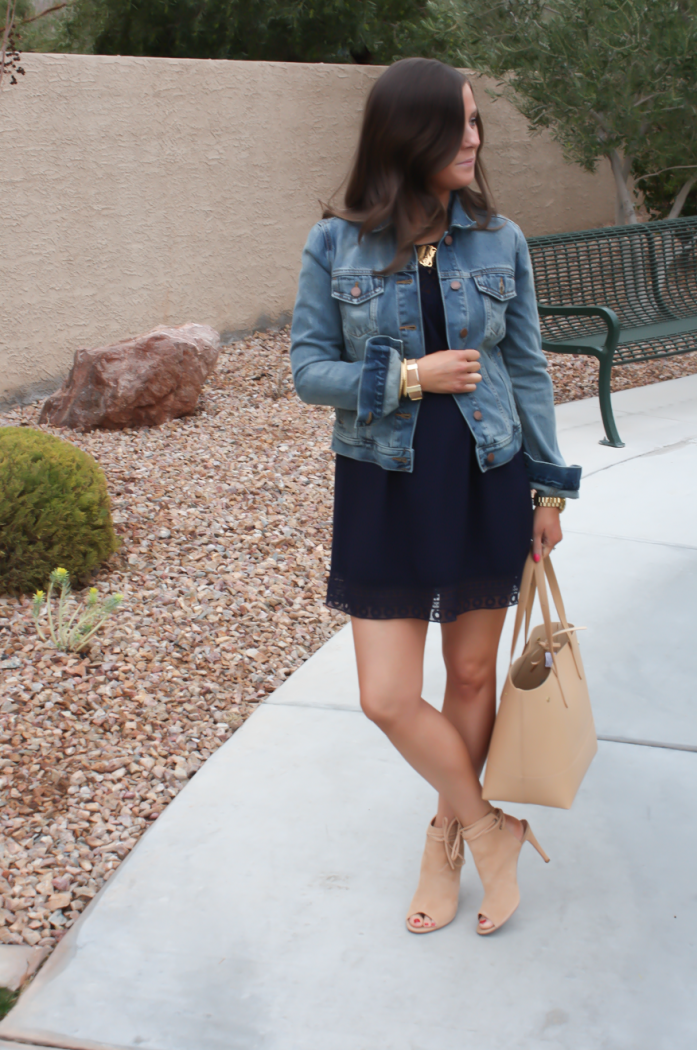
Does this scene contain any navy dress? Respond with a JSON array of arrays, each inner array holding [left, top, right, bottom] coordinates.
[[326, 252, 534, 622]]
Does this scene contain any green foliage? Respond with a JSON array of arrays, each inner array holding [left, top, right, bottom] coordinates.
[[0, 427, 119, 596], [0, 986, 19, 1020], [633, 167, 697, 220], [6, 0, 34, 26], [29, 0, 427, 63], [32, 567, 123, 651], [3, 0, 48, 53], [427, 0, 697, 222], [629, 84, 697, 220]]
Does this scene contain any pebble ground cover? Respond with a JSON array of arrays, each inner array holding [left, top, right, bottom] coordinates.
[[1, 329, 695, 952]]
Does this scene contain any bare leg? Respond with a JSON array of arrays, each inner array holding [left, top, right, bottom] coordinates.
[[352, 615, 495, 931], [351, 616, 493, 826], [435, 608, 507, 825], [431, 607, 523, 930]]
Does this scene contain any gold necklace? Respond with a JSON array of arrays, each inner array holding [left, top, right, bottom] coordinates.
[[416, 244, 438, 269]]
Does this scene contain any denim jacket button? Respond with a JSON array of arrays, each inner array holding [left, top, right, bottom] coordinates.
[[450, 280, 461, 290], [460, 327, 468, 339], [351, 285, 361, 297], [487, 452, 495, 463], [474, 410, 483, 421], [444, 235, 453, 245]]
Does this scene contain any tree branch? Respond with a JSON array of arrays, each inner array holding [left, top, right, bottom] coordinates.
[[632, 93, 658, 108], [638, 163, 697, 180], [668, 175, 697, 220], [589, 109, 612, 139], [0, 1, 69, 34]]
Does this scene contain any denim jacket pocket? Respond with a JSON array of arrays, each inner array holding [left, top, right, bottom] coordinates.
[[473, 268, 516, 345], [331, 272, 384, 357]]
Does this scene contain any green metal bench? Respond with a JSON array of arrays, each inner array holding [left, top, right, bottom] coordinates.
[[527, 215, 697, 447]]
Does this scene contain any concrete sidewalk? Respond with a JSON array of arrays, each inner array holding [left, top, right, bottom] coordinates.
[[1, 376, 696, 1050]]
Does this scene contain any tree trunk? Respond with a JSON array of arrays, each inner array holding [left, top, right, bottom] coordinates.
[[608, 149, 638, 225], [668, 175, 697, 220]]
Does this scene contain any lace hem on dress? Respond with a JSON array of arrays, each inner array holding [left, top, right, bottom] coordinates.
[[326, 574, 521, 623]]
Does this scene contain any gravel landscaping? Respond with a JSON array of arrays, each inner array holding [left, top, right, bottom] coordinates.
[[1, 327, 696, 952], [545, 346, 697, 403]]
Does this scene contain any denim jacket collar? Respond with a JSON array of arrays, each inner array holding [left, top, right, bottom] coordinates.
[[448, 194, 477, 230], [372, 192, 477, 236]]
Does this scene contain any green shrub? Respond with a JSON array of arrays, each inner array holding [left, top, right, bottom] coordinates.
[[0, 427, 120, 595], [0, 985, 19, 1020]]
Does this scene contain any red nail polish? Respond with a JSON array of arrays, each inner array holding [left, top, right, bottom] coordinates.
[[533, 553, 541, 563]]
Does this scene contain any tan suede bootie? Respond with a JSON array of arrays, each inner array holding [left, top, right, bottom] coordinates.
[[406, 817, 465, 934], [461, 808, 549, 935]]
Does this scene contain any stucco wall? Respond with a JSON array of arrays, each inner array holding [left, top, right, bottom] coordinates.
[[0, 53, 616, 404]]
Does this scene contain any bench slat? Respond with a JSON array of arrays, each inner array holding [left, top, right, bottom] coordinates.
[[544, 314, 697, 349], [614, 331, 697, 365]]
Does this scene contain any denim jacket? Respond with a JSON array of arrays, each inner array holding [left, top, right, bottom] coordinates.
[[290, 195, 581, 498]]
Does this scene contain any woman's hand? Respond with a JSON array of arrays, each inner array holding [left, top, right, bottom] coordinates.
[[532, 507, 562, 562], [416, 349, 482, 394]]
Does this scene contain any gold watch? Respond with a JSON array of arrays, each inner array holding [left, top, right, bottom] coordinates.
[[533, 493, 566, 513]]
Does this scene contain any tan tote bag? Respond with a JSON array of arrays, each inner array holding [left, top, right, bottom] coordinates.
[[482, 554, 597, 809]]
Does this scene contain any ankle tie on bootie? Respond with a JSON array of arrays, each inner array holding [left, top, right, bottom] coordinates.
[[460, 808, 505, 844], [441, 818, 465, 870]]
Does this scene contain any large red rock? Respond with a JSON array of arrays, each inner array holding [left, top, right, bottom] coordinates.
[[39, 323, 221, 431]]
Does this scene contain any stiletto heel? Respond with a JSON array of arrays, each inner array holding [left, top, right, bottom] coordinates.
[[461, 808, 549, 936], [406, 817, 464, 934], [523, 822, 550, 864]]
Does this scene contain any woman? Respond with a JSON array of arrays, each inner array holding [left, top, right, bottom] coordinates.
[[290, 58, 581, 936]]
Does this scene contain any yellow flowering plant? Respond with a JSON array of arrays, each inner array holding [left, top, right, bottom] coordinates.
[[31, 567, 123, 652]]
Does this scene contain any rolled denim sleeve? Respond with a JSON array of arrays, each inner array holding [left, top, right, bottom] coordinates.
[[356, 336, 403, 424], [499, 226, 582, 498], [290, 223, 402, 421]]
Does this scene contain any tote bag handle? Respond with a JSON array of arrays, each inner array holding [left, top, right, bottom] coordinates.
[[510, 554, 576, 660], [509, 555, 536, 661], [537, 557, 585, 682], [509, 555, 584, 705]]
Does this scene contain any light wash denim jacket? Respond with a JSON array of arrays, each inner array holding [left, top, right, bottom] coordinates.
[[290, 194, 581, 497]]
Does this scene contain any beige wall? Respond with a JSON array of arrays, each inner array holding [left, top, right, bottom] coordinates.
[[0, 54, 615, 404]]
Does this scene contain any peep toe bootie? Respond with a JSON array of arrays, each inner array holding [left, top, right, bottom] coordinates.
[[406, 817, 465, 934], [461, 808, 549, 936]]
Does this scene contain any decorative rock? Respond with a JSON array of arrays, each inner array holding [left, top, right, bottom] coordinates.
[[47, 893, 71, 911], [0, 944, 50, 990], [39, 323, 221, 431]]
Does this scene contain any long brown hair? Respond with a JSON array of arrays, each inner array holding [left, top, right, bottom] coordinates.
[[324, 58, 495, 274]]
